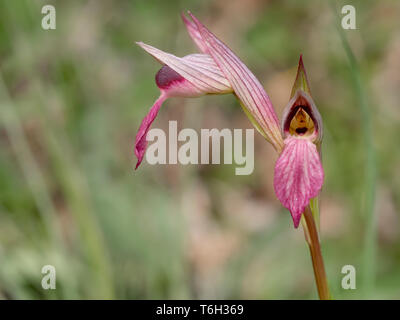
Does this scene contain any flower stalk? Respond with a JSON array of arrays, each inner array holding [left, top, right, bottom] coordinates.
[[303, 205, 330, 300]]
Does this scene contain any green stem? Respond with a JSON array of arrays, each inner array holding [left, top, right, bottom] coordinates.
[[303, 205, 330, 300]]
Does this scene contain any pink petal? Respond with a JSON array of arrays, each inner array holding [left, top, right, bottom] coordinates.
[[136, 42, 232, 94], [134, 93, 167, 169], [187, 12, 284, 152], [273, 136, 324, 228], [134, 65, 202, 169], [181, 12, 208, 53], [155, 64, 204, 97]]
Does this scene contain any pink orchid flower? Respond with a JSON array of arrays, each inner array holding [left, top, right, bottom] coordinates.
[[135, 12, 324, 228]]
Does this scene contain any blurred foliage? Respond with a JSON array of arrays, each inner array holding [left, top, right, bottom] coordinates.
[[0, 0, 399, 299]]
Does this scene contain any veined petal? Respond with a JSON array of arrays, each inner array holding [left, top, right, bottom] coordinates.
[[134, 93, 167, 169], [155, 64, 204, 97], [181, 12, 208, 53], [136, 42, 232, 94], [134, 63, 203, 169], [273, 136, 324, 228], [187, 12, 284, 152]]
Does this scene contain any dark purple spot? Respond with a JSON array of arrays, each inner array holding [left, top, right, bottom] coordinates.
[[155, 65, 185, 89], [295, 127, 308, 135]]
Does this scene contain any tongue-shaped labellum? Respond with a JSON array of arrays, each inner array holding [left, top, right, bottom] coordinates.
[[273, 136, 324, 228], [134, 64, 204, 170]]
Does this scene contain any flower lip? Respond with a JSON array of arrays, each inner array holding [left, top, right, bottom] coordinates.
[[273, 135, 324, 228], [282, 89, 323, 143]]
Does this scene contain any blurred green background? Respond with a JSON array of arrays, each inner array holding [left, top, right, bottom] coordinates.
[[0, 0, 399, 299]]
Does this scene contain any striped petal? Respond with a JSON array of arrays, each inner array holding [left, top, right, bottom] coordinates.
[[186, 12, 284, 152], [181, 12, 208, 53], [273, 136, 324, 228], [134, 93, 167, 169], [137, 42, 232, 94]]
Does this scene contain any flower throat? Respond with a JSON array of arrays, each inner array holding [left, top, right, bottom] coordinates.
[[289, 106, 315, 137]]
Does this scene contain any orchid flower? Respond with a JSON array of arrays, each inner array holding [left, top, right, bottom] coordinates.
[[135, 12, 324, 230], [135, 12, 330, 299], [135, 13, 324, 228], [274, 56, 324, 228]]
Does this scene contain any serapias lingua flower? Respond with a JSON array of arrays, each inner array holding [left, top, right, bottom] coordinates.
[[134, 12, 323, 228], [274, 56, 324, 227]]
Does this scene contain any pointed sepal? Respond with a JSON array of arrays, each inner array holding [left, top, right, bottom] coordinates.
[[290, 55, 312, 99]]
